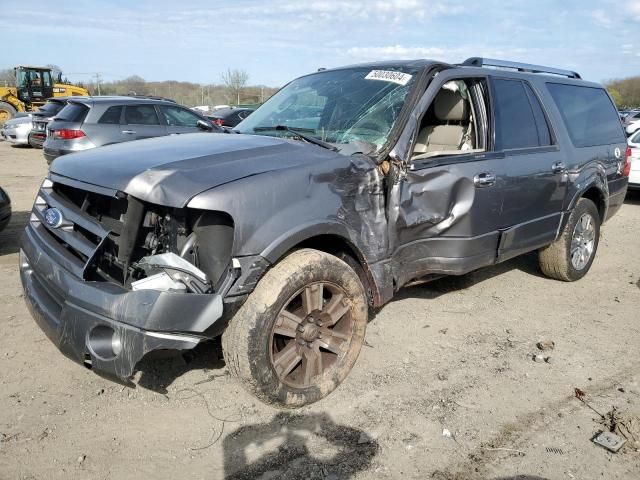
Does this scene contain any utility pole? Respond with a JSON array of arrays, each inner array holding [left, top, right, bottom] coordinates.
[[93, 73, 102, 95]]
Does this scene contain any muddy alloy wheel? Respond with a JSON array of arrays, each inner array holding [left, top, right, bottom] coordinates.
[[222, 249, 368, 408], [270, 281, 355, 388]]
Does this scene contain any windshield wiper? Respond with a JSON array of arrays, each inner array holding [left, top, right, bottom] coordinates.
[[253, 125, 338, 151]]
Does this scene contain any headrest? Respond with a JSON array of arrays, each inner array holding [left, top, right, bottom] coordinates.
[[434, 89, 469, 121]]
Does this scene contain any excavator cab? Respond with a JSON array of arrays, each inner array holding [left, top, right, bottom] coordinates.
[[15, 66, 54, 107]]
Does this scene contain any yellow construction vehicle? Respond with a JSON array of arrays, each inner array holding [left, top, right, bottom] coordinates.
[[0, 66, 89, 123]]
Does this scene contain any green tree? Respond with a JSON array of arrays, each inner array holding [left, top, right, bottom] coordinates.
[[607, 87, 623, 108]]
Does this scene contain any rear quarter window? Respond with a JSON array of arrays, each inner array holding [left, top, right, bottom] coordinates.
[[98, 106, 123, 124], [55, 103, 89, 123], [546, 83, 625, 147]]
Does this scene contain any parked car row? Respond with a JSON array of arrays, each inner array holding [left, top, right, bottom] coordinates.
[[1, 95, 233, 161]]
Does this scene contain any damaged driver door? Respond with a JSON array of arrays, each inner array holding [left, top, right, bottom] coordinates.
[[389, 73, 504, 288]]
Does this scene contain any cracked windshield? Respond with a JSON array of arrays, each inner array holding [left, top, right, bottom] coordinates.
[[234, 67, 418, 153]]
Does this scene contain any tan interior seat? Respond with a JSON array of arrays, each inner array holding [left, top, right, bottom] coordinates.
[[414, 89, 471, 154]]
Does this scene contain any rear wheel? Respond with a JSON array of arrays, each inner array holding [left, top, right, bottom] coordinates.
[[222, 249, 368, 408], [539, 198, 600, 281], [0, 102, 17, 124]]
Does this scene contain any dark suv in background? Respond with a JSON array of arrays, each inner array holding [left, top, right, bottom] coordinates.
[[29, 97, 70, 149], [43, 96, 221, 163], [207, 107, 254, 127], [21, 57, 630, 409]]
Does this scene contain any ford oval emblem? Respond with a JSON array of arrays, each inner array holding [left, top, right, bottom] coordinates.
[[44, 207, 64, 228]]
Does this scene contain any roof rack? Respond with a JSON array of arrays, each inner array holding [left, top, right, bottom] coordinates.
[[124, 94, 177, 103], [461, 57, 581, 79]]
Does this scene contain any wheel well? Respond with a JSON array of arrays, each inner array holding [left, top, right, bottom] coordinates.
[[581, 187, 605, 223], [294, 235, 376, 305]]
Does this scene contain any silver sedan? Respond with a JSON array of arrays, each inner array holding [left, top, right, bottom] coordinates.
[[0, 115, 33, 146]]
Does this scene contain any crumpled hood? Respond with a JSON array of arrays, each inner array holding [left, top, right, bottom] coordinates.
[[50, 133, 340, 207]]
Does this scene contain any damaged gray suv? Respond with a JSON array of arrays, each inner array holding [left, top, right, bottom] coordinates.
[[20, 58, 630, 407]]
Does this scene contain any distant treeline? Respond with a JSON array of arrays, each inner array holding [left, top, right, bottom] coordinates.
[[92, 75, 279, 107], [606, 77, 640, 109], [0, 67, 280, 108]]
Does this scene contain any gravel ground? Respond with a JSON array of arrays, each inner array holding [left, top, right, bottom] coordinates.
[[0, 141, 639, 480]]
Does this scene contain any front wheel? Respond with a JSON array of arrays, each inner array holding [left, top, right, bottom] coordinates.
[[539, 198, 600, 281], [0, 102, 17, 124], [222, 249, 368, 408]]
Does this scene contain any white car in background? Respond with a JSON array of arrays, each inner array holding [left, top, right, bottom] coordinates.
[[0, 114, 33, 146], [626, 119, 640, 136], [628, 130, 640, 190]]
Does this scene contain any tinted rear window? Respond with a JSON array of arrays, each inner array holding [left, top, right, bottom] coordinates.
[[547, 83, 625, 147], [38, 101, 65, 116], [98, 106, 123, 124], [55, 103, 89, 123]]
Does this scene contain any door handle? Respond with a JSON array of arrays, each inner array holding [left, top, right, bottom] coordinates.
[[122, 130, 136, 135], [551, 162, 566, 173], [473, 172, 496, 188]]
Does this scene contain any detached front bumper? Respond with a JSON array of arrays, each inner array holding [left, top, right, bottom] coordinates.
[[19, 223, 225, 384]]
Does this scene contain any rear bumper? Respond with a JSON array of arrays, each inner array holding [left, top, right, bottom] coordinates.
[[19, 223, 225, 384], [43, 148, 70, 164], [29, 132, 46, 149]]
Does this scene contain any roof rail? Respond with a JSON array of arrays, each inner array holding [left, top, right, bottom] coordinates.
[[461, 57, 581, 79], [124, 94, 177, 103]]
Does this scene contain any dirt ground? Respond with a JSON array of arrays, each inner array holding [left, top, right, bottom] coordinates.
[[0, 140, 639, 480]]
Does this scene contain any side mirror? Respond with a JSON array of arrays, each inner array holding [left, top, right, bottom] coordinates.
[[197, 119, 214, 131]]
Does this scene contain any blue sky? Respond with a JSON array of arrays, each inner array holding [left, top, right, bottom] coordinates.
[[1, 0, 638, 86]]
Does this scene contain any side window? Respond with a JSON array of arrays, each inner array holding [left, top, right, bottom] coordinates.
[[98, 106, 122, 124], [160, 105, 202, 127], [491, 79, 539, 150], [547, 83, 626, 147], [523, 83, 552, 146], [412, 78, 487, 159], [124, 105, 160, 125]]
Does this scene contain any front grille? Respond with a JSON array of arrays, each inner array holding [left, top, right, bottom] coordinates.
[[31, 179, 193, 286], [30, 180, 127, 280]]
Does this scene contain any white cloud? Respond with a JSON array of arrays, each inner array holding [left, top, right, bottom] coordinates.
[[347, 45, 448, 59], [628, 0, 640, 19], [590, 9, 613, 28], [345, 44, 531, 64]]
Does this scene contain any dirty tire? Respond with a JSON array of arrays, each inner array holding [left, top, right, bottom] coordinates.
[[222, 249, 368, 408], [539, 198, 600, 282], [0, 102, 17, 124]]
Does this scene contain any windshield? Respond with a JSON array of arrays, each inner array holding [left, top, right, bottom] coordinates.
[[235, 67, 419, 152]]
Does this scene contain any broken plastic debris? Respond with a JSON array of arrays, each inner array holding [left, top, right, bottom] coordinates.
[[592, 431, 626, 452]]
